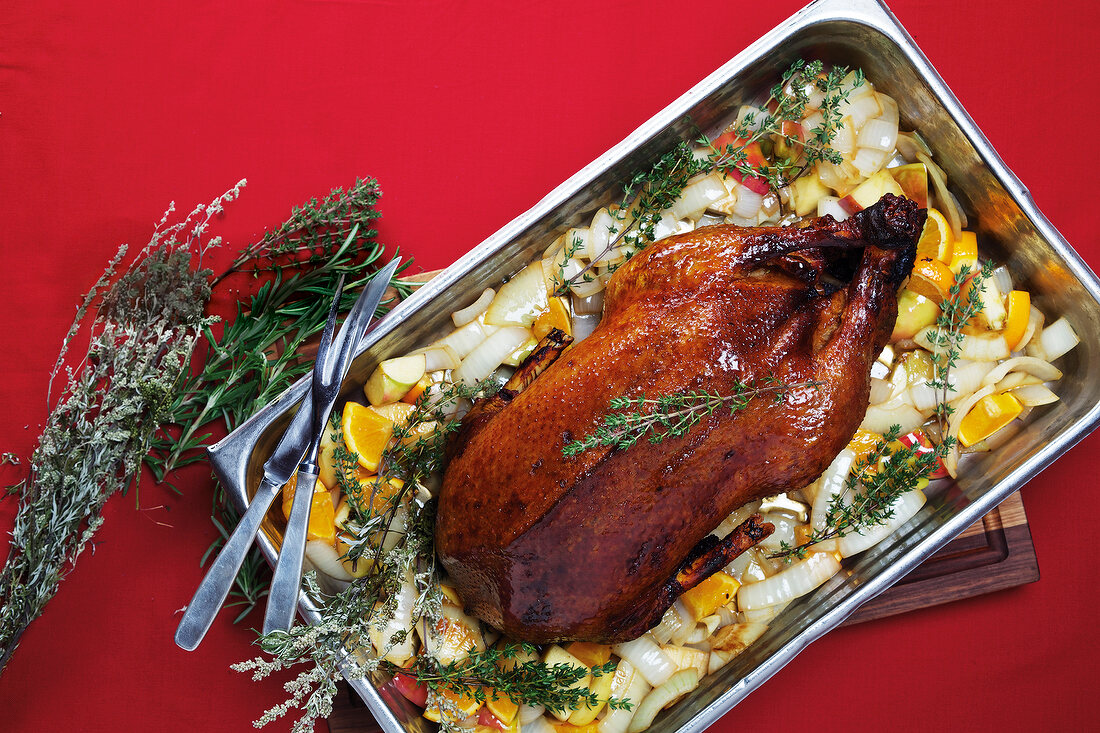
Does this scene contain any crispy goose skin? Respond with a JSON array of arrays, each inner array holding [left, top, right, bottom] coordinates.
[[437, 195, 924, 643]]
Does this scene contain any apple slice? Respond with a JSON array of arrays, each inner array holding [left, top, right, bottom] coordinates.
[[841, 169, 904, 213], [364, 353, 426, 406]]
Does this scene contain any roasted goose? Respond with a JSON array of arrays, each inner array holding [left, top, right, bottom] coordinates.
[[437, 195, 924, 643]]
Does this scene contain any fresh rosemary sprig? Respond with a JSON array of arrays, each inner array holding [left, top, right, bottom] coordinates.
[[386, 644, 629, 714], [771, 425, 948, 560], [563, 379, 818, 457], [925, 264, 989, 433], [702, 60, 863, 190], [145, 178, 408, 482], [0, 184, 244, 672]]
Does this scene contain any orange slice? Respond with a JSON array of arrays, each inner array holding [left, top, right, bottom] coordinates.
[[1003, 290, 1031, 350], [533, 296, 573, 340], [846, 429, 883, 465], [958, 393, 1023, 447], [280, 473, 335, 545], [949, 230, 978, 274], [400, 375, 433, 405], [907, 257, 956, 303], [916, 208, 954, 264], [348, 471, 404, 515], [341, 401, 394, 472]]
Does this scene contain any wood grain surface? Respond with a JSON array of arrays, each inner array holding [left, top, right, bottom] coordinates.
[[327, 492, 1037, 732]]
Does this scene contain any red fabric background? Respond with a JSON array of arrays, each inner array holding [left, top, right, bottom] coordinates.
[[1, 1, 1098, 731]]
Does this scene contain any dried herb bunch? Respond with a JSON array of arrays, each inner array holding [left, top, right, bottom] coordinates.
[[0, 183, 244, 671]]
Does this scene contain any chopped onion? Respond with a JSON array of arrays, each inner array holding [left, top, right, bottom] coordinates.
[[650, 602, 689, 645], [413, 344, 460, 372], [869, 376, 892, 404], [736, 552, 842, 611], [735, 105, 770, 133], [981, 356, 1062, 387], [569, 274, 605, 299], [599, 661, 651, 733], [817, 195, 850, 221], [990, 265, 1014, 296], [626, 669, 700, 733], [484, 262, 549, 328], [915, 327, 1009, 362], [305, 539, 353, 581], [875, 93, 900, 127], [857, 117, 898, 153], [571, 313, 600, 343], [1038, 317, 1079, 362], [740, 599, 790, 624], [732, 186, 764, 219], [1012, 384, 1059, 407], [843, 93, 882, 128], [451, 326, 530, 388], [710, 499, 762, 540], [860, 402, 925, 435], [916, 151, 962, 238], [518, 704, 547, 725], [612, 635, 675, 687], [852, 147, 889, 177], [757, 512, 798, 552], [673, 172, 727, 221], [572, 290, 604, 315], [837, 488, 926, 557], [802, 111, 825, 135], [832, 117, 856, 155], [724, 545, 768, 584], [431, 318, 494, 360], [811, 449, 855, 532], [451, 288, 495, 327], [588, 208, 618, 257], [368, 568, 417, 665], [524, 715, 557, 733]]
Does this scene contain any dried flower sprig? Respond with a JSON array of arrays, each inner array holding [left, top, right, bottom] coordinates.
[[0, 182, 245, 671]]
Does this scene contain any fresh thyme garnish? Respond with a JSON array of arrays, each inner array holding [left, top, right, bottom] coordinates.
[[771, 425, 948, 560], [555, 142, 708, 293], [925, 264, 989, 433], [702, 60, 862, 190], [386, 645, 630, 714], [554, 60, 863, 295], [563, 379, 818, 457], [0, 184, 242, 671]]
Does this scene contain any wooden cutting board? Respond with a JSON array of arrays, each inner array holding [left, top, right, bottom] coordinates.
[[327, 492, 1037, 732]]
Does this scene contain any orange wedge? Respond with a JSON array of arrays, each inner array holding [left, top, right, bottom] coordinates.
[[846, 428, 883, 465], [916, 208, 954, 264], [280, 473, 335, 545], [341, 401, 394, 472], [907, 256, 956, 303], [958, 393, 1023, 447], [533, 296, 573, 340], [348, 471, 404, 515], [949, 230, 978, 274], [1003, 290, 1031, 350]]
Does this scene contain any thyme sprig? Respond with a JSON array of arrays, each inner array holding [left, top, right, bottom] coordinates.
[[0, 183, 244, 672], [925, 263, 990, 432], [771, 425, 948, 560], [702, 60, 862, 190], [563, 379, 818, 457], [555, 141, 708, 293], [386, 645, 630, 714]]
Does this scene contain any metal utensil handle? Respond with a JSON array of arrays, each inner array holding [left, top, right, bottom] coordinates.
[[175, 479, 279, 650], [262, 456, 321, 633]]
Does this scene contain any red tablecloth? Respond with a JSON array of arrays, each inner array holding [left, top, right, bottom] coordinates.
[[2, 1, 1098, 731]]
